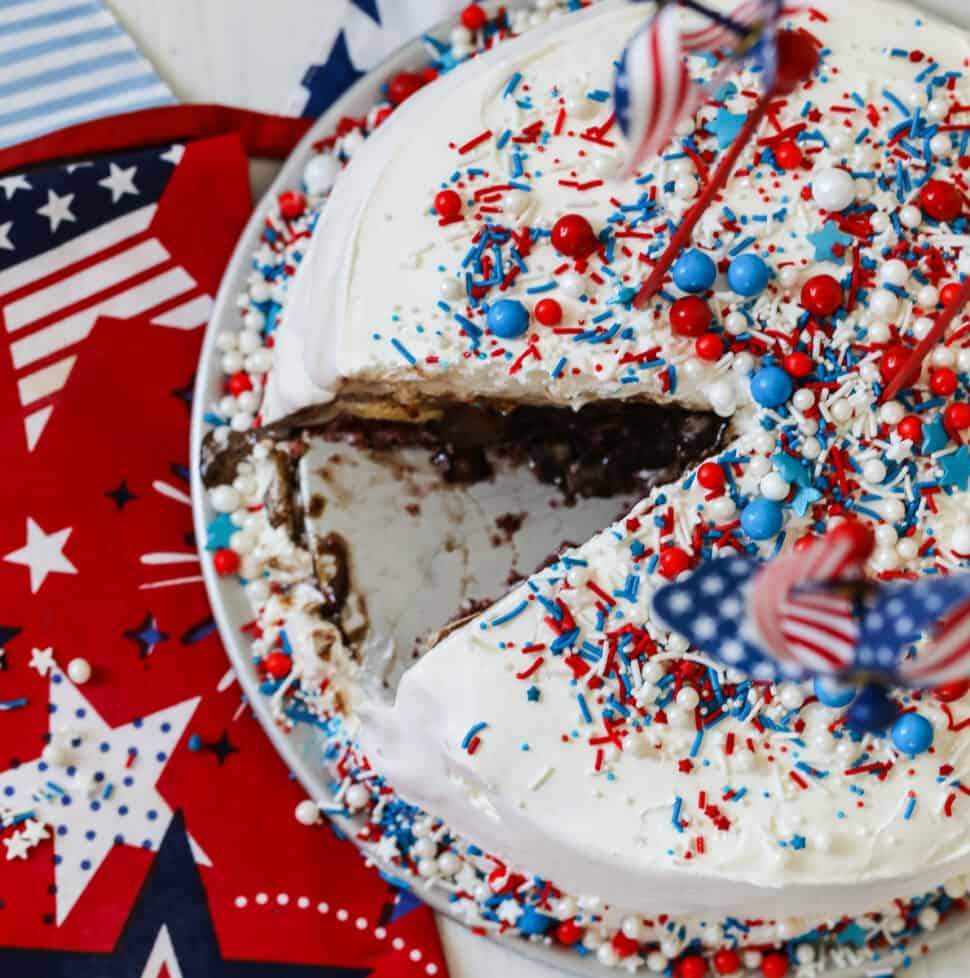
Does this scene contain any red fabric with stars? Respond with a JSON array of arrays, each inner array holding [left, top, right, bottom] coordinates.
[[0, 129, 446, 977]]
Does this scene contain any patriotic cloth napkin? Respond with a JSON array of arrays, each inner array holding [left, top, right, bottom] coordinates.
[[0, 126, 447, 976], [0, 0, 176, 149], [287, 0, 464, 117]]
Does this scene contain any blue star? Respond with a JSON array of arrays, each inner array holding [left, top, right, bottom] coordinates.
[[527, 685, 541, 702], [939, 445, 970, 490], [922, 415, 951, 453], [707, 108, 748, 149], [772, 452, 811, 488], [836, 922, 870, 947], [790, 834, 807, 850], [301, 32, 365, 119], [124, 614, 170, 659], [0, 812, 370, 978], [791, 486, 822, 517], [807, 221, 853, 263], [206, 512, 235, 550], [349, 0, 380, 22]]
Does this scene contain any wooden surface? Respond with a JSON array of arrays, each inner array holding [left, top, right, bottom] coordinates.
[[102, 1, 970, 974]]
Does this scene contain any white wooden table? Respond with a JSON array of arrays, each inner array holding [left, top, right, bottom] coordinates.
[[104, 2, 970, 974]]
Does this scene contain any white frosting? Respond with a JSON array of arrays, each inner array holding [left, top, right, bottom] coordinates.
[[263, 0, 970, 935]]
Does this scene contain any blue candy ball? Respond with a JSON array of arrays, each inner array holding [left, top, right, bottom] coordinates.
[[750, 365, 793, 407], [728, 254, 771, 296], [741, 497, 784, 540], [516, 906, 557, 935], [845, 683, 899, 734], [487, 298, 530, 339], [891, 712, 934, 756], [672, 249, 717, 294], [813, 676, 858, 709]]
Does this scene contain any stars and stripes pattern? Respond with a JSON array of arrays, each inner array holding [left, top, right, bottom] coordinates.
[[0, 0, 175, 149], [0, 144, 213, 453], [653, 534, 970, 688], [613, 0, 778, 172]]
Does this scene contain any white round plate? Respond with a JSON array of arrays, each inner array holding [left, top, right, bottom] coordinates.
[[190, 6, 970, 976]]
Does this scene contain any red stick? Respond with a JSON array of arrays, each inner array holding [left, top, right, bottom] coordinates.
[[880, 276, 970, 402], [634, 95, 774, 308]]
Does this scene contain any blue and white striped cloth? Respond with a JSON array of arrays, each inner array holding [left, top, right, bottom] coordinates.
[[0, 0, 175, 149]]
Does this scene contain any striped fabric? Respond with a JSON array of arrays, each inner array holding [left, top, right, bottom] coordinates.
[[0, 0, 175, 149]]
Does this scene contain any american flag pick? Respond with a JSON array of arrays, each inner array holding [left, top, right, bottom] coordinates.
[[652, 525, 970, 690], [613, 0, 781, 173]]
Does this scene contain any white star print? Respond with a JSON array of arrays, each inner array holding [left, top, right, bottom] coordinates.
[[0, 174, 31, 199], [36, 188, 76, 232], [0, 221, 12, 251], [160, 144, 184, 165], [20, 818, 49, 847], [4, 518, 78, 593], [3, 830, 30, 860], [98, 162, 139, 203], [29, 646, 55, 676], [496, 898, 523, 924], [0, 666, 205, 923]]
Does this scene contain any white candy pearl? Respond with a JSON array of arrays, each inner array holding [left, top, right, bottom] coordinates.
[[209, 485, 240, 513], [918, 285, 940, 308], [621, 916, 645, 940], [867, 321, 891, 343], [249, 280, 270, 303], [675, 174, 699, 198], [927, 98, 949, 121], [417, 858, 438, 877], [230, 412, 254, 433], [437, 851, 461, 875], [743, 950, 763, 969], [565, 94, 596, 120], [878, 498, 905, 522], [592, 155, 620, 179], [932, 345, 956, 367], [801, 436, 822, 460], [795, 944, 816, 964], [792, 388, 815, 411], [647, 952, 668, 972], [221, 351, 244, 374], [830, 399, 854, 423], [919, 908, 941, 931], [761, 473, 790, 501], [876, 524, 898, 547], [951, 526, 970, 555], [880, 259, 909, 287], [555, 897, 578, 919], [676, 687, 700, 710], [216, 331, 238, 352], [237, 391, 260, 414], [871, 212, 891, 232], [248, 349, 273, 373], [813, 168, 856, 212], [243, 308, 264, 331], [931, 133, 952, 157], [778, 266, 801, 289], [450, 25, 473, 45], [304, 153, 340, 195], [659, 937, 682, 958], [863, 459, 887, 483], [872, 547, 899, 572], [345, 783, 370, 811], [913, 316, 935, 340], [748, 454, 771, 477], [828, 131, 851, 153], [595, 945, 618, 967], [732, 352, 755, 376], [725, 312, 747, 335], [777, 917, 805, 940], [879, 401, 905, 425], [900, 205, 923, 229], [238, 330, 263, 353], [67, 657, 91, 684], [869, 289, 899, 321], [780, 684, 805, 710], [582, 930, 603, 950], [505, 189, 531, 215], [246, 578, 270, 603], [707, 380, 736, 417], [559, 271, 586, 298], [440, 278, 463, 300], [294, 800, 320, 825], [897, 537, 919, 560], [945, 875, 968, 898], [708, 496, 737, 521]]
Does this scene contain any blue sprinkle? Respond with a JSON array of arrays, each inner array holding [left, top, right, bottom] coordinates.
[[390, 338, 416, 365], [461, 722, 488, 750]]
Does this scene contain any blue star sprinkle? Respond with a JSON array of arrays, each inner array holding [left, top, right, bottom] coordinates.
[[807, 221, 853, 263]]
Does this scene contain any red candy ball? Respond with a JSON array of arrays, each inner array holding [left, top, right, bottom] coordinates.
[[460, 3, 487, 30], [897, 415, 923, 444], [784, 351, 814, 378], [387, 71, 426, 105], [697, 461, 726, 491], [660, 547, 690, 579], [611, 932, 640, 958], [880, 344, 911, 382], [713, 948, 741, 975], [434, 189, 462, 218], [920, 179, 963, 223], [941, 282, 964, 306], [213, 549, 240, 576], [946, 402, 970, 430], [679, 955, 708, 978], [551, 213, 598, 260], [670, 296, 712, 337], [278, 190, 306, 220], [264, 651, 292, 679], [227, 371, 252, 396], [775, 141, 803, 170], [761, 953, 789, 978], [794, 533, 817, 552], [773, 29, 820, 95], [535, 298, 563, 326], [695, 332, 724, 361], [829, 518, 875, 562], [556, 919, 583, 945], [934, 679, 970, 702], [931, 366, 958, 396], [800, 274, 843, 316]]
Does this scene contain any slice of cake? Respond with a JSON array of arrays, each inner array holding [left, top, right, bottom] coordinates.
[[205, 0, 970, 971]]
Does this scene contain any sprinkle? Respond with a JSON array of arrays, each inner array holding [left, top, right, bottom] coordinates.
[[390, 338, 416, 365], [0, 698, 28, 711], [672, 796, 684, 832], [457, 130, 493, 154], [529, 766, 554, 790], [461, 722, 488, 752], [503, 72, 522, 98]]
